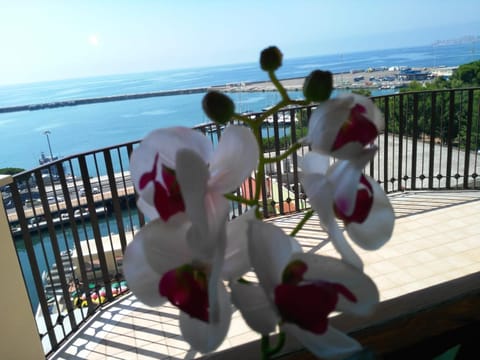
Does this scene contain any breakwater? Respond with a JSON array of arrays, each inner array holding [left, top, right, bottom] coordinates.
[[0, 87, 209, 114]]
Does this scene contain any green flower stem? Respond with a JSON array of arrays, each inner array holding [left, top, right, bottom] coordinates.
[[261, 335, 270, 360], [255, 99, 289, 124], [269, 70, 289, 101], [224, 193, 257, 206], [232, 113, 255, 126], [263, 143, 301, 164], [252, 123, 265, 219], [261, 332, 287, 359], [268, 332, 286, 356], [290, 209, 314, 237]]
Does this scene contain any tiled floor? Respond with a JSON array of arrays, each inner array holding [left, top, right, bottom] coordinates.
[[51, 190, 480, 360]]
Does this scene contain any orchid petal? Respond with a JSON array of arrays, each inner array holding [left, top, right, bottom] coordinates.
[[123, 235, 165, 307], [223, 210, 256, 280], [176, 148, 209, 234], [327, 148, 376, 217], [205, 191, 230, 251], [301, 169, 363, 269], [179, 283, 232, 353], [130, 127, 212, 183], [291, 253, 378, 315], [207, 221, 227, 324], [349, 93, 384, 132], [329, 223, 364, 270], [301, 172, 336, 231], [332, 142, 372, 159], [346, 176, 395, 250], [283, 323, 362, 360], [248, 220, 299, 295], [306, 97, 354, 154], [301, 152, 330, 175], [230, 281, 279, 335], [130, 127, 212, 219], [209, 126, 259, 193], [139, 219, 192, 275], [136, 193, 159, 221]]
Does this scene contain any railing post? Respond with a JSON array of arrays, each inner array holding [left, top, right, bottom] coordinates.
[[0, 175, 44, 359]]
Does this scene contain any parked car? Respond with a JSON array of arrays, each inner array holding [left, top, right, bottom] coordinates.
[[79, 187, 100, 197]]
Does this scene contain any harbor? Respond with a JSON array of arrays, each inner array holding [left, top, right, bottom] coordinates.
[[212, 65, 458, 93], [6, 172, 137, 237]]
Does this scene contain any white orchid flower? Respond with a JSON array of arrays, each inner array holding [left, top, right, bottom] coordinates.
[[130, 125, 258, 222], [301, 151, 395, 269], [232, 220, 379, 359], [124, 147, 257, 353], [305, 94, 384, 159]]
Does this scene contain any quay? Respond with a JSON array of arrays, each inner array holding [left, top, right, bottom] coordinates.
[[212, 66, 458, 93]]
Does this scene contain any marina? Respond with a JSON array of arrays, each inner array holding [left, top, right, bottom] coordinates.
[[212, 66, 458, 93]]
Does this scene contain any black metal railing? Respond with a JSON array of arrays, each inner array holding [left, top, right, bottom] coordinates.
[[1, 87, 479, 356], [371, 88, 480, 192]]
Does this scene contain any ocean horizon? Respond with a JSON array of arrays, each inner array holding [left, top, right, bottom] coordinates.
[[0, 41, 478, 170]]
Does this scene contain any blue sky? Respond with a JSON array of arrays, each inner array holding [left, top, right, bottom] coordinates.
[[0, 0, 479, 85]]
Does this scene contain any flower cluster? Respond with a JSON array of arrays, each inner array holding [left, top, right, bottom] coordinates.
[[124, 47, 394, 359]]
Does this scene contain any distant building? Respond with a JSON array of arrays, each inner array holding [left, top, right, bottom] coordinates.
[[399, 69, 431, 81]]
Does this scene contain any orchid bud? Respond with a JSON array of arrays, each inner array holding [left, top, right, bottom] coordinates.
[[202, 91, 235, 124], [260, 46, 283, 71], [303, 70, 333, 102]]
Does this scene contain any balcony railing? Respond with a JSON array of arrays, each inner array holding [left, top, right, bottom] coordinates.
[[1, 87, 479, 356]]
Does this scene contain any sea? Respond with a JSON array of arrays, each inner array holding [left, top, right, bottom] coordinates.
[[0, 42, 479, 171], [3, 41, 479, 313]]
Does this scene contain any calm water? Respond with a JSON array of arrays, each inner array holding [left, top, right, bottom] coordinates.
[[0, 42, 478, 170], [15, 209, 141, 311]]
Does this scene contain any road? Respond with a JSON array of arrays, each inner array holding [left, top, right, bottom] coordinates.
[[7, 171, 136, 222]]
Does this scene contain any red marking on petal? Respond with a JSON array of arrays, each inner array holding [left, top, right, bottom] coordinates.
[[151, 165, 185, 221], [332, 283, 357, 303], [334, 175, 373, 224], [138, 154, 185, 221], [139, 153, 159, 190], [332, 104, 378, 151], [159, 266, 209, 322], [275, 280, 357, 334]]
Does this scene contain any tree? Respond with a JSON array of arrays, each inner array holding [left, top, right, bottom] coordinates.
[[0, 167, 25, 175], [451, 60, 480, 86], [352, 88, 372, 97]]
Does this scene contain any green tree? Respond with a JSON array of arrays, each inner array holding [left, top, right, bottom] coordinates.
[[0, 167, 25, 175], [351, 88, 372, 97], [451, 60, 480, 86]]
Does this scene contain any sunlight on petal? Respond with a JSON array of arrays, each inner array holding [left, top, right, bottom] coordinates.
[[123, 236, 165, 307], [230, 281, 279, 335], [209, 125, 259, 193], [346, 176, 395, 250], [248, 220, 298, 295]]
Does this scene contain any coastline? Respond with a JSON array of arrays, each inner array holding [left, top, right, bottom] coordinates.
[[212, 66, 458, 93]]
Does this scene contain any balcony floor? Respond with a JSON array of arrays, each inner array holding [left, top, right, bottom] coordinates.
[[50, 190, 480, 360]]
